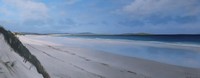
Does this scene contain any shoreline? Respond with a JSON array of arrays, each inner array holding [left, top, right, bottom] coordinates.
[[18, 35, 200, 78]]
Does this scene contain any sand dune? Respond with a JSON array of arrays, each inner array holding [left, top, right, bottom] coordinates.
[[0, 34, 43, 78]]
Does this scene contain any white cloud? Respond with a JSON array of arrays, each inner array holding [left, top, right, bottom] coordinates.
[[2, 0, 49, 20], [122, 0, 200, 17]]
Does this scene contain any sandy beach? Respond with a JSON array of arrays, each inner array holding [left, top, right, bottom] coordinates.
[[16, 35, 200, 78], [1, 0, 200, 78]]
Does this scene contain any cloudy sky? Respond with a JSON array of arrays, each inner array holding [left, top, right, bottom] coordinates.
[[0, 0, 200, 34]]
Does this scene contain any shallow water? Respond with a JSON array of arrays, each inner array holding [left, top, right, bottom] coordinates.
[[36, 36, 200, 68]]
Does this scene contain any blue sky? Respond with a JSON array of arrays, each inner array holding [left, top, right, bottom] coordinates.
[[0, 0, 200, 34]]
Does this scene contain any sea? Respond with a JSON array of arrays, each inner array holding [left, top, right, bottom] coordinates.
[[63, 35, 200, 44]]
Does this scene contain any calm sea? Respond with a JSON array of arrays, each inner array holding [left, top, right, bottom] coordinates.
[[64, 35, 200, 44]]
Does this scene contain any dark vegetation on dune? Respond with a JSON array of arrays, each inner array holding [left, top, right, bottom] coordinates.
[[0, 26, 50, 78]]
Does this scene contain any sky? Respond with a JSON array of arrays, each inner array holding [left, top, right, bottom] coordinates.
[[0, 0, 200, 34]]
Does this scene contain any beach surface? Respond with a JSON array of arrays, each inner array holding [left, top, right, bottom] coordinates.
[[18, 35, 200, 78]]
